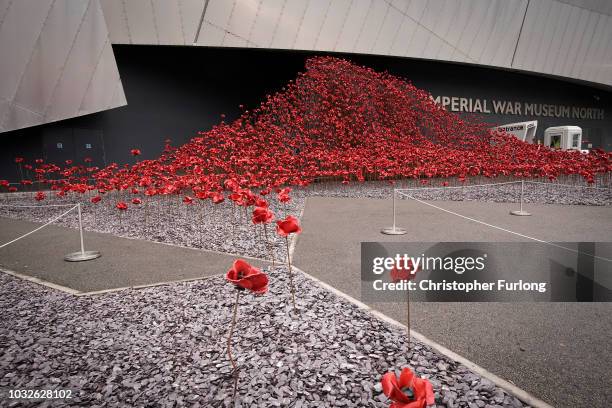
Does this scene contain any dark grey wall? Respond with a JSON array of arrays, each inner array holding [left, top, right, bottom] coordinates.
[[0, 45, 610, 181]]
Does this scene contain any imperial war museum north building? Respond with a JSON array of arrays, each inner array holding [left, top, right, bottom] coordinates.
[[1, 0, 611, 181]]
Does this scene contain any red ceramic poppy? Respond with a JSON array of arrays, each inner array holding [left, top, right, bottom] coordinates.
[[276, 215, 302, 236], [252, 206, 274, 224], [116, 201, 128, 211], [183, 196, 194, 204], [226, 259, 269, 294], [132, 198, 142, 205], [212, 192, 225, 204], [35, 192, 46, 201], [91, 195, 102, 203], [390, 260, 419, 282], [14, 157, 24, 163], [381, 367, 435, 408], [131, 149, 141, 156]]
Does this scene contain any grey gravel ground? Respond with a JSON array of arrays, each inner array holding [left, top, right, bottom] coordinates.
[[309, 178, 611, 206], [0, 267, 528, 408], [0, 193, 306, 261], [0, 178, 609, 263]]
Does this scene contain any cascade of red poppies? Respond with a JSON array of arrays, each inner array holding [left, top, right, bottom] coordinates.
[[4, 56, 610, 206]]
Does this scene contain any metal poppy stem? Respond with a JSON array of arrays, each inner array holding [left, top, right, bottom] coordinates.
[[284, 236, 296, 311], [227, 289, 241, 401], [406, 287, 411, 353], [263, 223, 275, 267]]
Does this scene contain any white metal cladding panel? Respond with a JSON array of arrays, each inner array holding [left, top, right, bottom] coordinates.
[[594, 16, 612, 84], [570, 9, 600, 78], [564, 0, 612, 15], [88, 0, 612, 85], [513, 0, 612, 85], [541, 1, 573, 74], [0, 0, 126, 133], [12, 1, 89, 116], [335, 0, 372, 53], [180, 0, 207, 44], [293, 0, 331, 51], [531, 0, 559, 72], [353, 0, 388, 54], [589, 15, 612, 81], [372, 1, 404, 55], [224, 0, 260, 47], [315, 0, 351, 51], [99, 0, 130, 43], [45, 0, 111, 121], [124, 0, 157, 44], [415, 0, 445, 59], [249, 0, 284, 48], [0, 0, 54, 107], [79, 40, 122, 114], [268, 0, 308, 49], [152, 0, 184, 45], [554, 5, 588, 76], [197, 0, 234, 46], [420, 0, 453, 60]]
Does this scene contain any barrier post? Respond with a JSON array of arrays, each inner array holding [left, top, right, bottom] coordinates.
[[64, 203, 101, 261], [510, 180, 531, 216], [381, 189, 407, 235]]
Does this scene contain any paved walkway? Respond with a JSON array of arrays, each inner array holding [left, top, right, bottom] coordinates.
[[0, 217, 267, 293], [292, 196, 612, 408]]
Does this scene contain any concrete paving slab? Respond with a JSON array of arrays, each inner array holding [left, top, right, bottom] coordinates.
[[292, 196, 612, 408], [0, 217, 267, 293]]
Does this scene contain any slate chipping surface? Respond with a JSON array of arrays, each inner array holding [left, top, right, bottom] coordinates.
[[0, 267, 528, 408], [0, 179, 608, 263]]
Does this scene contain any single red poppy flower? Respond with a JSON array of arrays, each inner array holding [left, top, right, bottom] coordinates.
[[276, 215, 302, 236], [14, 157, 24, 163], [381, 367, 435, 408], [131, 149, 141, 156], [0, 180, 9, 187], [91, 195, 102, 204], [8, 186, 17, 192], [278, 192, 291, 203], [183, 196, 194, 204], [226, 259, 268, 294], [35, 192, 46, 201], [252, 206, 274, 224], [132, 198, 142, 205], [390, 260, 419, 282], [255, 198, 268, 208], [116, 201, 128, 211], [212, 193, 225, 204]]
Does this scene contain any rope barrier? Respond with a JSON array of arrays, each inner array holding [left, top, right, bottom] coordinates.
[[395, 191, 611, 263], [395, 181, 521, 192], [524, 180, 610, 190], [0, 203, 78, 208], [0, 205, 78, 249]]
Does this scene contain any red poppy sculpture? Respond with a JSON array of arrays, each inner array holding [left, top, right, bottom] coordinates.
[[225, 259, 268, 400], [276, 215, 302, 311], [381, 367, 435, 408], [252, 206, 276, 267]]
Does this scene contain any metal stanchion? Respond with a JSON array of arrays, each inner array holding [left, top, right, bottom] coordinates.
[[381, 189, 407, 235], [510, 180, 531, 216], [64, 203, 101, 261]]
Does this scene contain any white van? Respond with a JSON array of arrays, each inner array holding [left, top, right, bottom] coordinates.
[[543, 126, 582, 151], [492, 120, 538, 143]]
